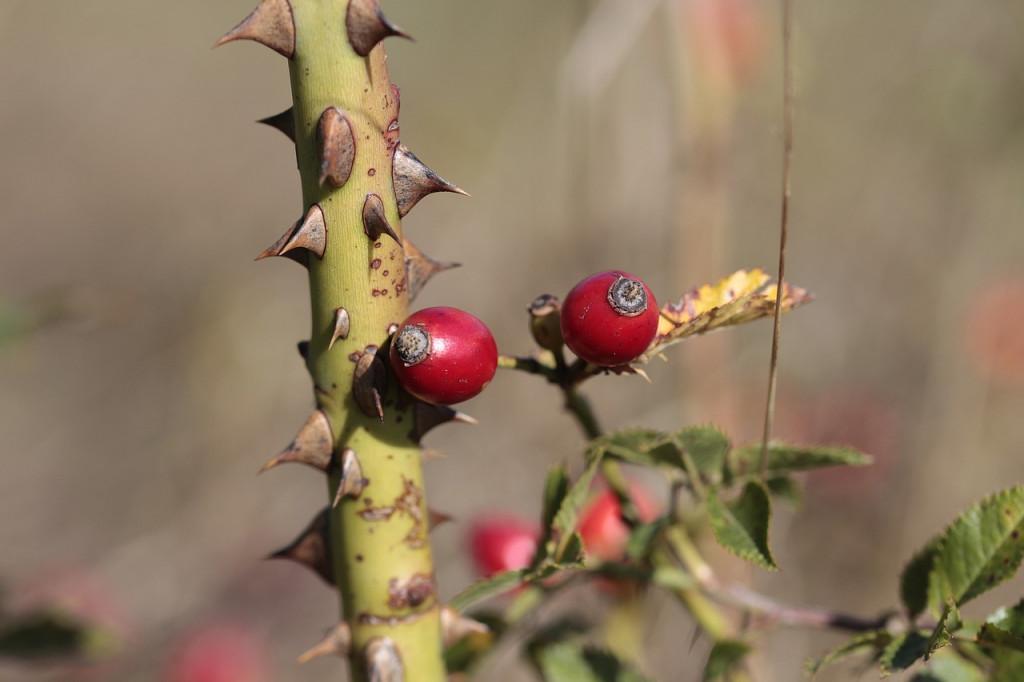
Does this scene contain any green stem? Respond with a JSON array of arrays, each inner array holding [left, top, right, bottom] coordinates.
[[288, 2, 444, 679]]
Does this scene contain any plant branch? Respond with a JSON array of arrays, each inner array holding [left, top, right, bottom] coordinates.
[[759, 0, 796, 475]]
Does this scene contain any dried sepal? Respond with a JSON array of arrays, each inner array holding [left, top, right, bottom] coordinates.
[[392, 145, 468, 217], [318, 107, 356, 188], [258, 409, 333, 474], [365, 637, 404, 682], [256, 204, 327, 265], [353, 347, 388, 421], [332, 448, 367, 507], [362, 194, 401, 245], [297, 623, 351, 664], [409, 401, 477, 443], [257, 107, 295, 142], [528, 294, 563, 352], [268, 507, 333, 585], [403, 239, 460, 302], [642, 269, 813, 361], [214, 0, 296, 59], [440, 607, 489, 647], [345, 0, 411, 58], [328, 307, 351, 350]]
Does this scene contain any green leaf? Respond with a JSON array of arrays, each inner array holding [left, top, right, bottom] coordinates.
[[901, 542, 940, 619], [706, 482, 777, 570], [979, 601, 1024, 653], [880, 631, 930, 675], [703, 640, 750, 681], [625, 518, 668, 562], [587, 429, 680, 469], [450, 570, 527, 612], [0, 611, 99, 661], [677, 426, 730, 483], [533, 641, 652, 682], [541, 465, 571, 532], [929, 485, 1024, 609], [728, 443, 871, 480], [805, 630, 892, 676], [764, 476, 802, 504], [913, 648, 987, 682], [925, 601, 961, 660], [551, 453, 605, 558]]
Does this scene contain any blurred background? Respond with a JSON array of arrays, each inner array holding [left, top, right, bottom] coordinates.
[[2, 0, 1024, 679]]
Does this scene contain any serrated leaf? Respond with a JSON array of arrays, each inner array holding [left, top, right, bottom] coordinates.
[[806, 630, 892, 676], [533, 642, 653, 682], [925, 601, 961, 660], [880, 631, 930, 675], [703, 640, 750, 681], [587, 429, 681, 469], [450, 570, 528, 612], [728, 443, 871, 480], [979, 624, 1024, 654], [645, 269, 812, 361], [677, 426, 731, 484], [533, 465, 571, 567], [914, 648, 988, 682], [987, 600, 1024, 637], [551, 454, 605, 558], [707, 482, 777, 570], [901, 542, 939, 620], [928, 485, 1024, 610]]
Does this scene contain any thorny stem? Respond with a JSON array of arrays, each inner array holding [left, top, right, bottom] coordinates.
[[759, 0, 796, 475], [287, 2, 444, 679]]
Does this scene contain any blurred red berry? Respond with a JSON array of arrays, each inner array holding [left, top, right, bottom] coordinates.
[[561, 271, 659, 367], [966, 277, 1024, 385], [468, 517, 539, 577], [390, 306, 498, 405], [578, 485, 659, 562], [164, 624, 268, 682]]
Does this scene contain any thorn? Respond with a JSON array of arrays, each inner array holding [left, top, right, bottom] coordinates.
[[332, 449, 367, 507], [440, 607, 489, 647], [403, 239, 460, 302], [352, 347, 388, 421], [214, 0, 296, 59], [258, 410, 333, 474], [328, 308, 351, 351], [362, 194, 401, 245], [409, 401, 476, 443], [297, 340, 310, 360], [428, 508, 453, 531], [257, 107, 295, 142], [297, 623, 351, 664], [256, 204, 327, 265], [365, 637, 404, 682], [318, 107, 356, 188], [392, 145, 468, 217], [268, 507, 334, 585], [345, 0, 412, 58]]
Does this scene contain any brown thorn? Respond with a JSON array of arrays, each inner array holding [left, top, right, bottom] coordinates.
[[345, 0, 412, 58], [267, 507, 333, 585], [332, 448, 367, 507], [428, 508, 453, 531], [353, 347, 388, 421], [297, 340, 310, 360], [258, 410, 333, 474], [256, 107, 295, 142], [214, 0, 296, 59], [256, 204, 327, 265], [318, 107, 356, 188], [362, 194, 401, 245], [297, 623, 351, 664], [409, 401, 477, 443], [328, 307, 351, 351], [392, 145, 468, 218], [365, 637, 404, 682], [403, 238, 461, 302], [440, 607, 489, 647]]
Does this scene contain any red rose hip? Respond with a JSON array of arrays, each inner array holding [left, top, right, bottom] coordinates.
[[389, 306, 498, 405], [468, 516, 540, 577], [561, 270, 659, 366]]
